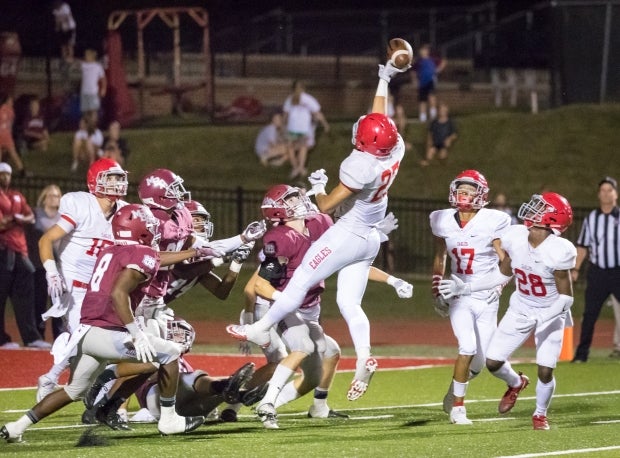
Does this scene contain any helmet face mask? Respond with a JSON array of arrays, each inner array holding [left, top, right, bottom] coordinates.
[[185, 200, 214, 240], [87, 158, 128, 200], [167, 318, 195, 354], [261, 184, 316, 222], [112, 204, 161, 248], [518, 192, 573, 235], [353, 113, 398, 157], [138, 169, 191, 211], [449, 170, 489, 210]]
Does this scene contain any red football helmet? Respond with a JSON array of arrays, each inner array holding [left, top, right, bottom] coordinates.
[[261, 184, 316, 222], [112, 204, 161, 248], [167, 318, 195, 354], [353, 113, 398, 157], [449, 169, 489, 210], [184, 200, 213, 239], [138, 168, 191, 211], [86, 158, 128, 200], [518, 192, 573, 235]]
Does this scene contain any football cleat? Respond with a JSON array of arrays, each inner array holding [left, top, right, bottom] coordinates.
[[256, 403, 279, 429], [240, 383, 269, 407], [226, 324, 271, 348], [498, 372, 530, 414], [1, 423, 23, 443], [443, 380, 455, 414], [158, 414, 204, 436], [36, 374, 60, 402], [81, 407, 98, 425], [532, 415, 550, 430], [449, 406, 473, 425], [307, 404, 350, 419], [83, 380, 105, 410], [95, 408, 132, 431], [129, 407, 158, 423], [222, 362, 255, 404], [347, 357, 378, 401]]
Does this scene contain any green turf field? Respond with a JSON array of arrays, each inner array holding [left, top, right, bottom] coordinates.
[[2, 359, 620, 457]]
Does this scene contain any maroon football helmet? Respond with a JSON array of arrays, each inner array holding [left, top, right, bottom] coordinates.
[[112, 204, 161, 248], [261, 184, 316, 222], [138, 168, 190, 211], [167, 318, 195, 354], [518, 192, 573, 235], [86, 158, 128, 200]]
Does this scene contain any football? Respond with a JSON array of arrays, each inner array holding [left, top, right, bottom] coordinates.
[[386, 37, 413, 69]]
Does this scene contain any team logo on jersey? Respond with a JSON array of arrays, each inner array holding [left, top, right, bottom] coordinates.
[[145, 175, 168, 189], [142, 254, 157, 269], [264, 242, 277, 256], [308, 246, 332, 270]]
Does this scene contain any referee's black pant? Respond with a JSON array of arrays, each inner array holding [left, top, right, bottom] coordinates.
[[574, 264, 620, 360]]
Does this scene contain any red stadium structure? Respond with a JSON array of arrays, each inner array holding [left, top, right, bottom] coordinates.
[[106, 7, 213, 123]]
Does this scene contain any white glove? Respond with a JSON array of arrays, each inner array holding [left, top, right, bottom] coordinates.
[[238, 310, 255, 355], [486, 285, 503, 304], [126, 321, 157, 363], [231, 242, 254, 263], [438, 274, 471, 299], [387, 275, 413, 299], [195, 244, 226, 260], [376, 212, 399, 237], [433, 296, 450, 318], [242, 220, 267, 242], [378, 60, 409, 83], [43, 260, 67, 300], [308, 169, 328, 195]]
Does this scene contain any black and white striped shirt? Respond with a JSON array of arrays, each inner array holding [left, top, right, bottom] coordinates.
[[576, 206, 620, 269]]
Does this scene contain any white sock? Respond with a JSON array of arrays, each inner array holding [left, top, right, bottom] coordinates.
[[14, 415, 34, 434], [534, 378, 555, 416], [453, 380, 468, 398], [261, 364, 294, 406], [159, 405, 177, 421], [273, 381, 300, 408], [491, 361, 521, 387]]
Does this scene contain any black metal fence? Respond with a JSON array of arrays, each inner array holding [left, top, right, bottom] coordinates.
[[14, 176, 588, 275]]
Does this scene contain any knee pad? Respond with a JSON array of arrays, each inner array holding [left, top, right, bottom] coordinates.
[[324, 335, 341, 359]]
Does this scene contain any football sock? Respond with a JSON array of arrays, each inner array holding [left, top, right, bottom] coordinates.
[[261, 364, 294, 406], [453, 380, 468, 398], [491, 361, 520, 387], [273, 381, 300, 408], [534, 377, 555, 416]]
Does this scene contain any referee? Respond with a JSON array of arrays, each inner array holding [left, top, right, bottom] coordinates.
[[571, 176, 620, 363]]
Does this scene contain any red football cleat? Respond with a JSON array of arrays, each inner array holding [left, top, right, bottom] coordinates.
[[498, 372, 529, 414], [532, 415, 550, 430]]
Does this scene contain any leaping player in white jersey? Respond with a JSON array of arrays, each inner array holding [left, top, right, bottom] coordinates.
[[439, 192, 577, 430], [36, 158, 128, 401], [429, 170, 511, 425], [227, 53, 411, 401]]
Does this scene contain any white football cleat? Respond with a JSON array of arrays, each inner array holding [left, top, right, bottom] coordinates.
[[36, 374, 60, 402], [226, 324, 271, 348], [443, 380, 455, 414], [308, 404, 349, 419], [129, 407, 158, 423], [158, 413, 204, 435], [1, 422, 24, 443], [256, 403, 279, 429], [450, 406, 473, 425], [347, 357, 378, 401]]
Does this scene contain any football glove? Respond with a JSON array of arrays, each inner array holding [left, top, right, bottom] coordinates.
[[378, 60, 410, 83], [308, 169, 328, 195], [433, 295, 450, 318], [376, 212, 399, 237], [43, 260, 67, 300], [387, 275, 413, 299], [438, 274, 471, 299], [231, 241, 255, 264], [126, 321, 157, 363], [242, 220, 267, 242], [431, 274, 443, 298], [486, 285, 503, 304]]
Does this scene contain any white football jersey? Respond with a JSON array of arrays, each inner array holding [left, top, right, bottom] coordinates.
[[55, 191, 127, 283], [334, 135, 405, 237], [430, 207, 511, 299], [501, 225, 576, 309]]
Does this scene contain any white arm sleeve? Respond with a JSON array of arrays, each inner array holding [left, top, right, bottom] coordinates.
[[469, 270, 513, 293]]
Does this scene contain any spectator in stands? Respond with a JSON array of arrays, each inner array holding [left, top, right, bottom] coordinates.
[[79, 48, 106, 118], [27, 184, 64, 340], [491, 192, 518, 225], [17, 96, 50, 155], [254, 111, 293, 168], [71, 115, 103, 172], [0, 95, 26, 177], [103, 120, 129, 166], [420, 103, 457, 167], [283, 81, 330, 180], [52, 1, 76, 63], [412, 44, 446, 123], [0, 162, 50, 350]]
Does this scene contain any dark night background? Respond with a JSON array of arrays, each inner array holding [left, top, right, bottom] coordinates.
[[1, 0, 544, 56]]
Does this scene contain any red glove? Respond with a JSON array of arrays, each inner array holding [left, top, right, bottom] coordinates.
[[432, 274, 443, 298]]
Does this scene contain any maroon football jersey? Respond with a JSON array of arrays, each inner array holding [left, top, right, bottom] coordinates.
[[262, 213, 333, 308], [164, 259, 214, 303], [81, 244, 161, 329]]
